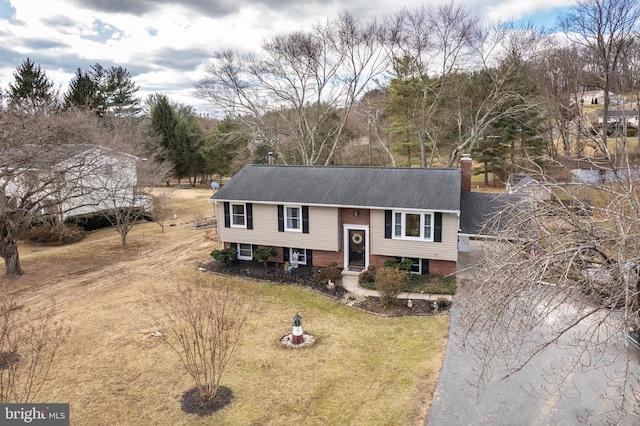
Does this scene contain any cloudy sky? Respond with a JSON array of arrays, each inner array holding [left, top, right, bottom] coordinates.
[[0, 0, 573, 114]]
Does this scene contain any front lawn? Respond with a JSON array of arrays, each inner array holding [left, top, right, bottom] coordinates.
[[9, 188, 450, 425]]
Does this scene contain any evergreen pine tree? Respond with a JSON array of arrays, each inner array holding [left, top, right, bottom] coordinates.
[[7, 58, 57, 113]]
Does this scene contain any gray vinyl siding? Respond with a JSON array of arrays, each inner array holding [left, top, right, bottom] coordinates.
[[217, 202, 339, 251], [370, 210, 458, 261]]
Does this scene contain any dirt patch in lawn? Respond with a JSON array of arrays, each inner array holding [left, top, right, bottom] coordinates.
[[202, 260, 449, 317]]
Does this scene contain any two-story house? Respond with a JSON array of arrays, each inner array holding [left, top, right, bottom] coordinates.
[[211, 156, 485, 276], [2, 144, 141, 221]]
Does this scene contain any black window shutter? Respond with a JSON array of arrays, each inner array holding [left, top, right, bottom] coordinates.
[[277, 205, 284, 232], [306, 249, 312, 266], [302, 206, 309, 233], [223, 202, 230, 228], [384, 210, 392, 239], [421, 259, 429, 275], [283, 247, 289, 262], [246, 203, 253, 229], [434, 212, 443, 242]]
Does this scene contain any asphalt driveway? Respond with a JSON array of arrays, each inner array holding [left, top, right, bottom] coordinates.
[[428, 243, 640, 425]]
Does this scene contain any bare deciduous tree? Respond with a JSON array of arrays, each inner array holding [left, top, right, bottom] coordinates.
[[533, 43, 584, 158], [195, 13, 387, 166], [0, 109, 117, 275], [0, 109, 170, 274], [162, 279, 250, 402], [0, 299, 68, 403], [383, 3, 481, 167], [352, 89, 397, 166], [447, 23, 546, 166], [558, 0, 640, 166], [457, 154, 640, 421], [88, 117, 170, 247]]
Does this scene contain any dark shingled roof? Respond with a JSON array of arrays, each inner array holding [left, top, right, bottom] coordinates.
[[213, 165, 462, 211], [459, 191, 526, 236]]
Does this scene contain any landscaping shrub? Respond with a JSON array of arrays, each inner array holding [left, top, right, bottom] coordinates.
[[211, 247, 238, 264], [254, 247, 277, 268], [313, 262, 342, 282], [383, 258, 413, 271], [65, 208, 151, 231], [405, 275, 457, 295], [375, 267, 407, 308], [22, 222, 87, 244], [436, 297, 451, 310], [358, 265, 377, 285], [65, 212, 113, 231]]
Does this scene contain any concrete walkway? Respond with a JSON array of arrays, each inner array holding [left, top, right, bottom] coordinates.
[[341, 269, 453, 302]]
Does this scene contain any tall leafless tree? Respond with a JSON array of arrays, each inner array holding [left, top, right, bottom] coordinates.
[[533, 43, 584, 158], [558, 0, 640, 166], [0, 109, 111, 275], [0, 109, 167, 274], [195, 13, 387, 166], [447, 23, 546, 166], [382, 3, 481, 167], [457, 147, 640, 422]]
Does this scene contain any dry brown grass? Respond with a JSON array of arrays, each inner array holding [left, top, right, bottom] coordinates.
[[1, 187, 449, 425]]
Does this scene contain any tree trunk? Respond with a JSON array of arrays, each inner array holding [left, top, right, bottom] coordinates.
[[3, 244, 23, 275]]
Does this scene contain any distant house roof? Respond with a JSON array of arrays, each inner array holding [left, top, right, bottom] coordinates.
[[1, 144, 135, 170], [1, 144, 94, 169], [213, 165, 462, 211], [506, 173, 551, 195], [459, 191, 526, 236]]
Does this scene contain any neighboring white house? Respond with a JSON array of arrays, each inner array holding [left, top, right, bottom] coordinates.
[[572, 90, 625, 106], [2, 144, 143, 221], [570, 168, 640, 184], [595, 109, 639, 129]]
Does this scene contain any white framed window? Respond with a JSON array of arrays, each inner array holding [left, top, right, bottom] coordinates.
[[289, 248, 307, 265], [285, 206, 302, 232], [393, 210, 434, 241], [231, 203, 246, 228], [237, 243, 253, 260]]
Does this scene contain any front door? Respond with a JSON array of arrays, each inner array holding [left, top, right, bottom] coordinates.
[[348, 228, 366, 267]]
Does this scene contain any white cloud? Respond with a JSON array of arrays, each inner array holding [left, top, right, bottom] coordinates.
[[0, 0, 571, 114]]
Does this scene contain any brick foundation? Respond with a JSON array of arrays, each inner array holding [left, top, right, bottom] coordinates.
[[369, 254, 394, 270], [429, 259, 457, 276], [312, 249, 343, 268]]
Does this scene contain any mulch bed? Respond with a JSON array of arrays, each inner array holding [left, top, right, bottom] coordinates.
[[180, 386, 233, 416], [200, 260, 450, 317]]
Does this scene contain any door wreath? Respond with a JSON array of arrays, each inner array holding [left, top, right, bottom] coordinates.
[[351, 232, 363, 244]]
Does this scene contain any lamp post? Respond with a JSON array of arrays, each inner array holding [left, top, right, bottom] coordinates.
[[292, 313, 303, 344]]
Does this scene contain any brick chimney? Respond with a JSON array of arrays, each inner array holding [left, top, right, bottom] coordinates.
[[460, 154, 472, 192]]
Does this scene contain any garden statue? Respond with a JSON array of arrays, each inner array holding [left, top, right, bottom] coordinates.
[[287, 251, 300, 275]]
